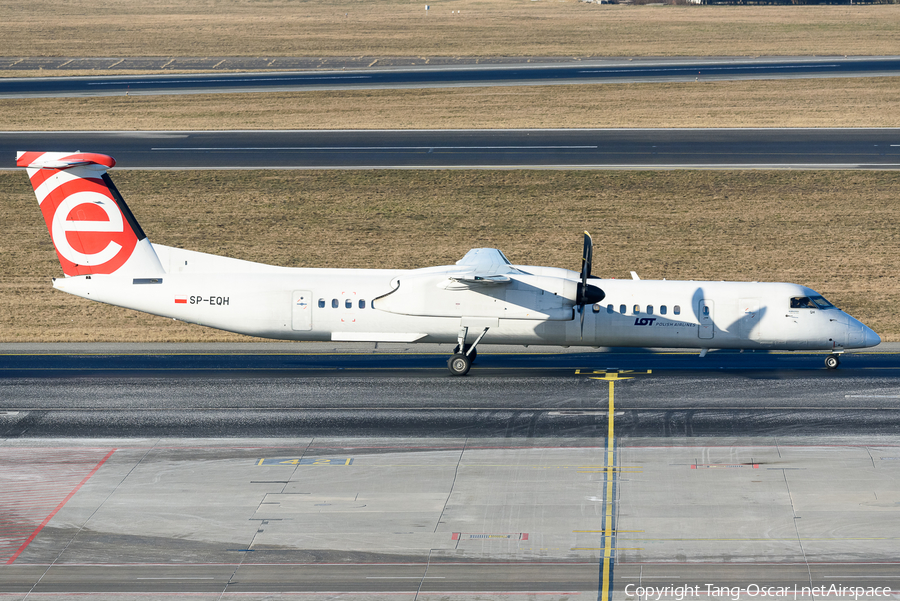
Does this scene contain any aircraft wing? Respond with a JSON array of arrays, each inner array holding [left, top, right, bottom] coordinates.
[[452, 248, 519, 286], [448, 274, 511, 285]]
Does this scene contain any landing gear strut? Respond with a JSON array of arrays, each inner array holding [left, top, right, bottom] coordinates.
[[448, 326, 489, 376], [452, 344, 477, 363], [824, 354, 841, 369]]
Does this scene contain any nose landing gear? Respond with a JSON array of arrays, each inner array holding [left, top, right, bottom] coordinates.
[[448, 353, 472, 376], [824, 353, 841, 369], [452, 343, 477, 363]]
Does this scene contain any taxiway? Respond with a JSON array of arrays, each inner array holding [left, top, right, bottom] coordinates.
[[2, 56, 899, 98], [4, 129, 900, 170]]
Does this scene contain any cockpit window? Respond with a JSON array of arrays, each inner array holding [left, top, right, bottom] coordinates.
[[791, 295, 835, 310], [808, 295, 835, 309]]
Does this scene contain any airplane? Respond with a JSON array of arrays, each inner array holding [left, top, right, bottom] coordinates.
[[16, 151, 881, 375]]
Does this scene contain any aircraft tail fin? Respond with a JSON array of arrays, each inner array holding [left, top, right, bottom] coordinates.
[[17, 151, 164, 277]]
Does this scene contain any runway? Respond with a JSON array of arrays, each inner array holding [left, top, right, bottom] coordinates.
[[2, 344, 899, 598], [1, 344, 899, 439], [2, 56, 899, 98], [5, 129, 900, 169]]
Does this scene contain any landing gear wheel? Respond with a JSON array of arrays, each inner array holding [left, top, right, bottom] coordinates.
[[448, 353, 472, 376], [452, 344, 477, 363], [824, 354, 840, 369]]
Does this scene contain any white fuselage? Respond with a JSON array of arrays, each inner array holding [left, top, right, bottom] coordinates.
[[52, 243, 878, 352]]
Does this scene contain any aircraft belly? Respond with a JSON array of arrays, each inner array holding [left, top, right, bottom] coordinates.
[[325, 316, 565, 345]]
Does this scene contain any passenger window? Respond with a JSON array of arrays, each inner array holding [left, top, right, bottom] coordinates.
[[318, 298, 325, 309], [674, 305, 681, 315], [660, 305, 667, 315], [359, 299, 366, 309], [703, 306, 710, 316], [345, 299, 352, 309], [607, 304, 614, 314], [647, 305, 654, 315], [592, 303, 600, 313], [332, 299, 338, 309], [633, 304, 640, 314], [620, 304, 627, 314]]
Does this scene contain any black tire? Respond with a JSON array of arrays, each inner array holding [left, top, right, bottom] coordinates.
[[824, 355, 840, 369], [452, 344, 477, 363], [447, 353, 472, 376]]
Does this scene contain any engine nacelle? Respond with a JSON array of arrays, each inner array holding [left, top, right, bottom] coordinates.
[[513, 273, 579, 304], [373, 271, 582, 320]]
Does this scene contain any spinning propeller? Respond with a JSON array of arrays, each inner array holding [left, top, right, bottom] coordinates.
[[576, 231, 606, 338]]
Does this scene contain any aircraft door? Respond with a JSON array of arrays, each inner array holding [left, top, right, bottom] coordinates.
[[698, 299, 714, 339], [292, 290, 312, 331]]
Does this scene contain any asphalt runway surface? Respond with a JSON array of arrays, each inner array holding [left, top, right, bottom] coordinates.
[[6, 128, 900, 169], [2, 344, 898, 438], [3, 345, 899, 598], [2, 56, 899, 98]]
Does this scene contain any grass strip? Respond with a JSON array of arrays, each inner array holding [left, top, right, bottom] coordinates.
[[2, 2, 898, 58], [2, 78, 898, 130]]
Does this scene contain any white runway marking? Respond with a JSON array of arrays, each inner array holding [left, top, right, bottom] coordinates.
[[150, 145, 599, 151], [89, 75, 372, 86], [578, 64, 837, 75]]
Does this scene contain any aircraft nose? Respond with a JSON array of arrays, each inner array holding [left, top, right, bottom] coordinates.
[[842, 317, 879, 349], [864, 326, 881, 348]]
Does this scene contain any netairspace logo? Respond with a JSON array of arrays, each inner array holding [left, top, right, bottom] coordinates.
[[624, 584, 894, 601]]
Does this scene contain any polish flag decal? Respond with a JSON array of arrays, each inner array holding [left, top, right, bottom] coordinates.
[[174, 295, 187, 304]]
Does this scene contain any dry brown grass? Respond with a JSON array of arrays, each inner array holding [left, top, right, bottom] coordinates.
[[2, 77, 899, 130], [2, 169, 898, 342], [1, 1, 898, 58]]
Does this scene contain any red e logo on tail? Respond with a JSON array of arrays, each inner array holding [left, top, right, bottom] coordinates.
[[40, 176, 138, 276]]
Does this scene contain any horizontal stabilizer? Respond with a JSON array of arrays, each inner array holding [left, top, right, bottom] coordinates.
[[16, 151, 116, 171]]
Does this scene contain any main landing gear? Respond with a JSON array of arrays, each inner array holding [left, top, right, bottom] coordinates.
[[447, 326, 489, 376]]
